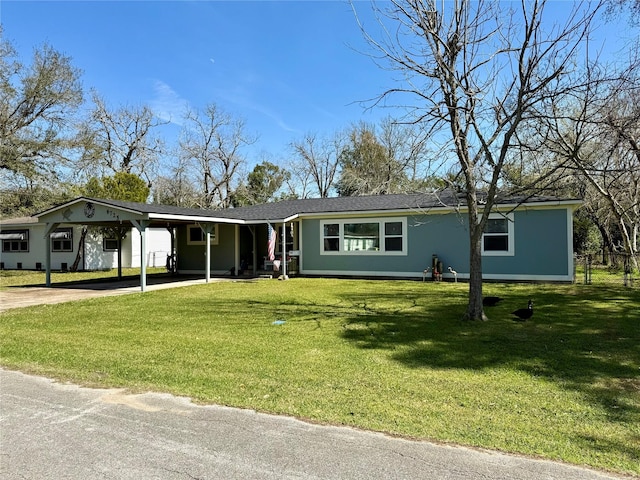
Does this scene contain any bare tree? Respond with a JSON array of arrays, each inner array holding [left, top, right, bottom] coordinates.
[[289, 131, 343, 198], [378, 117, 435, 191], [546, 57, 640, 271], [179, 104, 256, 209], [152, 156, 201, 208], [354, 0, 600, 320], [79, 92, 166, 187]]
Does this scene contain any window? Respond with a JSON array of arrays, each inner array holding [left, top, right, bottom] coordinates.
[[277, 226, 294, 253], [344, 222, 379, 251], [187, 224, 218, 245], [103, 237, 119, 251], [51, 228, 73, 252], [321, 218, 407, 255], [1, 230, 29, 252], [323, 223, 340, 251], [482, 213, 514, 256], [385, 221, 403, 251]]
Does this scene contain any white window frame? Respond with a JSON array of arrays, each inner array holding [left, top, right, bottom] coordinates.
[[320, 218, 407, 256], [187, 224, 219, 246], [481, 212, 514, 256]]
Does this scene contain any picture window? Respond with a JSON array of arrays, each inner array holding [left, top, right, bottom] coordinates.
[[320, 218, 406, 255]]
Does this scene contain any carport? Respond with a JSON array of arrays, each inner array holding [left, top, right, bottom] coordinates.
[[36, 197, 245, 292]]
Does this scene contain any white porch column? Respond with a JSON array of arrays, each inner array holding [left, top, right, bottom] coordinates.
[[200, 223, 217, 283], [234, 224, 240, 276], [249, 226, 257, 275], [281, 221, 288, 280], [132, 220, 151, 292], [206, 229, 211, 283], [44, 223, 59, 287]]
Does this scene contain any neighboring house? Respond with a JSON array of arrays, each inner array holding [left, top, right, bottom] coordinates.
[[0, 217, 171, 271], [2, 191, 580, 290]]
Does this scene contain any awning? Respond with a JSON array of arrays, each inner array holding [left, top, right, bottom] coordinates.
[[50, 231, 71, 239], [0, 233, 25, 240]]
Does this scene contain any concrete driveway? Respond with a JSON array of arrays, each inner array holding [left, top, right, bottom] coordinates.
[[0, 369, 627, 480], [0, 276, 230, 313]]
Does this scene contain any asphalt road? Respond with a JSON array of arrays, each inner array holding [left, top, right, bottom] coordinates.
[[0, 369, 627, 480]]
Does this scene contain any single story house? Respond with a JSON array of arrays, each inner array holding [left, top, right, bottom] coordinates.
[[1, 190, 580, 290], [0, 217, 171, 272]]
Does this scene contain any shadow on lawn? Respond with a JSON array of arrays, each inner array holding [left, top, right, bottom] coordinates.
[[338, 286, 640, 429]]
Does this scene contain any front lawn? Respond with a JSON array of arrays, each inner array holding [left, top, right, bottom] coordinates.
[[1, 275, 638, 475]]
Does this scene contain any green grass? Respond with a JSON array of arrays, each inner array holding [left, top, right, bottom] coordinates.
[[1, 273, 639, 475]]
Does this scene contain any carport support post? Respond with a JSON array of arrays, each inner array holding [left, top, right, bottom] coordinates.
[[132, 220, 151, 292], [200, 223, 216, 283], [44, 223, 59, 287], [281, 221, 287, 279]]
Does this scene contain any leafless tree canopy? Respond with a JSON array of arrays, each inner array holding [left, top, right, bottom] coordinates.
[[179, 104, 257, 209], [544, 49, 640, 270], [353, 0, 601, 319], [78, 93, 166, 187]]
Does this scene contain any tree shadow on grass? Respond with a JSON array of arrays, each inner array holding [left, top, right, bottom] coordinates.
[[337, 287, 640, 430]]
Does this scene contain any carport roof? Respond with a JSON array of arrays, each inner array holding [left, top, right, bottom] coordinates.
[[36, 192, 581, 225]]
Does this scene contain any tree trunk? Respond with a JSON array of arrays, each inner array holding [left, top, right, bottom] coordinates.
[[466, 224, 487, 321], [465, 191, 487, 321], [70, 227, 87, 272]]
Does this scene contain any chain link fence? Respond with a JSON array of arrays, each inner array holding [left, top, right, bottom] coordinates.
[[575, 253, 640, 288]]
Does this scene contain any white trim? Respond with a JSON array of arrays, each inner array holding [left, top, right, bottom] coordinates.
[[149, 213, 245, 224], [320, 217, 408, 256], [481, 212, 514, 257], [567, 208, 575, 282], [299, 269, 574, 282], [480, 273, 574, 282], [37, 198, 142, 217]]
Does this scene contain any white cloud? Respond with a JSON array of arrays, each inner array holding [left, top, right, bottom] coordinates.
[[150, 80, 190, 125]]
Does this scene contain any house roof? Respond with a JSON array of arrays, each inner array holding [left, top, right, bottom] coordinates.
[[0, 216, 39, 227], [28, 191, 581, 227]]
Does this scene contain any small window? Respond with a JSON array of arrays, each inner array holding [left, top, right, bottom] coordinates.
[[323, 223, 340, 252], [482, 213, 514, 256], [51, 228, 73, 252], [103, 237, 119, 251], [384, 221, 403, 251], [1, 230, 29, 252], [277, 225, 294, 253], [187, 224, 218, 245]]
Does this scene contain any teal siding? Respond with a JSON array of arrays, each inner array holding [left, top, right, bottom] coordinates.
[[301, 209, 571, 279], [177, 223, 236, 271], [301, 214, 469, 274], [482, 209, 569, 276], [174, 209, 572, 279]]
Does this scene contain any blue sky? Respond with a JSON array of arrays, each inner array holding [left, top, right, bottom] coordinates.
[[1, 1, 636, 171], [2, 1, 400, 165]]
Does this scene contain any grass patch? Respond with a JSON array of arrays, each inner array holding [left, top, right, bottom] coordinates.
[[1, 274, 638, 475]]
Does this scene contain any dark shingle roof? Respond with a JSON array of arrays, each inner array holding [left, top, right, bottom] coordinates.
[[36, 191, 581, 224]]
